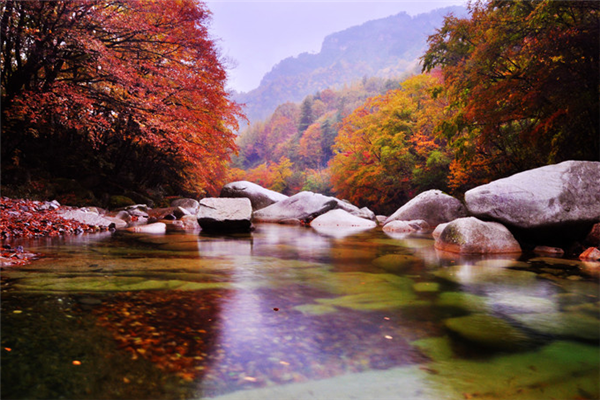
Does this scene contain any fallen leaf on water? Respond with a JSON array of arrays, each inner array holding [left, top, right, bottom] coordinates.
[[419, 366, 439, 375]]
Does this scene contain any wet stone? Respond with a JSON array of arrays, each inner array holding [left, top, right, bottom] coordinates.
[[444, 313, 532, 350]]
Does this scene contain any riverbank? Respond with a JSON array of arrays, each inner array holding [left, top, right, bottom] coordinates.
[[0, 197, 110, 266]]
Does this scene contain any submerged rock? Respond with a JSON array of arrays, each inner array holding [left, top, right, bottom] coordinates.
[[220, 180, 288, 210], [444, 313, 531, 350], [533, 246, 565, 257], [197, 197, 253, 233], [511, 312, 600, 341], [383, 219, 430, 234], [411, 337, 600, 399], [372, 254, 421, 272], [434, 217, 522, 254], [385, 190, 468, 228], [436, 292, 490, 314]]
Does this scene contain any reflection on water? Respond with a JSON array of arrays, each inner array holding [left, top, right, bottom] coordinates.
[[1, 224, 599, 399]]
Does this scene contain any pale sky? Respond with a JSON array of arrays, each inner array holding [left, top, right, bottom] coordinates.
[[206, 1, 467, 93]]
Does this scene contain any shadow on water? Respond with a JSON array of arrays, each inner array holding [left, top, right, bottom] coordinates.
[[1, 224, 599, 399]]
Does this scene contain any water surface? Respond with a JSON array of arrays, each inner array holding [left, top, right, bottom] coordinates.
[[2, 224, 599, 399]]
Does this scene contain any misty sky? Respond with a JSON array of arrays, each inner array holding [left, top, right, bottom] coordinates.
[[205, 1, 467, 93]]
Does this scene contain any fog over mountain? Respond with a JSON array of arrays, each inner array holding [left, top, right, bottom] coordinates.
[[233, 6, 467, 125]]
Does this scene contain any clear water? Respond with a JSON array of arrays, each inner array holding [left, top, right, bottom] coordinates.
[[1, 224, 599, 400]]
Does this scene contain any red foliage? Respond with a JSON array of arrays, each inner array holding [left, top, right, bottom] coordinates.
[[1, 0, 243, 196], [0, 198, 108, 240]]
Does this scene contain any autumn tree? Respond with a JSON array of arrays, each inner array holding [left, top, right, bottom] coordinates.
[[329, 74, 449, 213], [422, 0, 599, 188], [298, 96, 315, 134], [1, 0, 242, 202]]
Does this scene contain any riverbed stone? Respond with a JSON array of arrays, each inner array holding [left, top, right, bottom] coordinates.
[[533, 246, 565, 257], [310, 209, 377, 229], [57, 208, 115, 228], [511, 312, 600, 341], [585, 223, 600, 246], [432, 222, 448, 240], [432, 265, 537, 286], [465, 160, 600, 239], [253, 191, 370, 223], [436, 292, 490, 314], [434, 217, 522, 254], [220, 180, 288, 210], [385, 190, 468, 228], [372, 254, 421, 272], [125, 222, 167, 234], [579, 247, 600, 261], [197, 197, 253, 233], [383, 219, 430, 234], [444, 314, 531, 350], [170, 198, 200, 215]]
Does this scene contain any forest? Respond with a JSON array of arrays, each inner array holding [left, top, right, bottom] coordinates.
[[1, 0, 242, 206], [233, 0, 599, 214], [1, 0, 598, 213]]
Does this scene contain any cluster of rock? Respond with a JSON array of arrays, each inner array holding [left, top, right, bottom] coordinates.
[[54, 161, 599, 260], [217, 161, 599, 259], [382, 160, 600, 258]]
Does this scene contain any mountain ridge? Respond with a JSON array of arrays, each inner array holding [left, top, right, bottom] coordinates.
[[233, 6, 467, 125]]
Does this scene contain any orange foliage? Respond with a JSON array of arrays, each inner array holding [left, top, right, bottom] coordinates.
[[330, 74, 450, 213]]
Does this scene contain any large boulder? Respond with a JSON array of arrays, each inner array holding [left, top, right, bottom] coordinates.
[[252, 191, 372, 224], [58, 208, 115, 228], [310, 209, 377, 238], [125, 222, 167, 234], [170, 198, 200, 215], [384, 190, 468, 228], [220, 181, 288, 211], [465, 161, 600, 235], [197, 197, 253, 233], [434, 217, 522, 254], [310, 209, 377, 229]]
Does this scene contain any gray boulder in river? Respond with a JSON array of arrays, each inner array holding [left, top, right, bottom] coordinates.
[[253, 191, 374, 224], [220, 180, 288, 210], [384, 189, 468, 228], [465, 161, 600, 241], [434, 217, 522, 254], [197, 197, 253, 233]]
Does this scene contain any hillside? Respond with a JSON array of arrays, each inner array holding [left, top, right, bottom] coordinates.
[[233, 6, 466, 125]]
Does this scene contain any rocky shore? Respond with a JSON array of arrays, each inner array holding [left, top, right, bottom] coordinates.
[[2, 160, 599, 267]]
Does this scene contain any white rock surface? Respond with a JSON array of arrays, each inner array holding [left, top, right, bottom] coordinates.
[[465, 160, 600, 229], [385, 190, 467, 228]]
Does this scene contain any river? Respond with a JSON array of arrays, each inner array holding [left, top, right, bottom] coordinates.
[[1, 224, 599, 399]]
